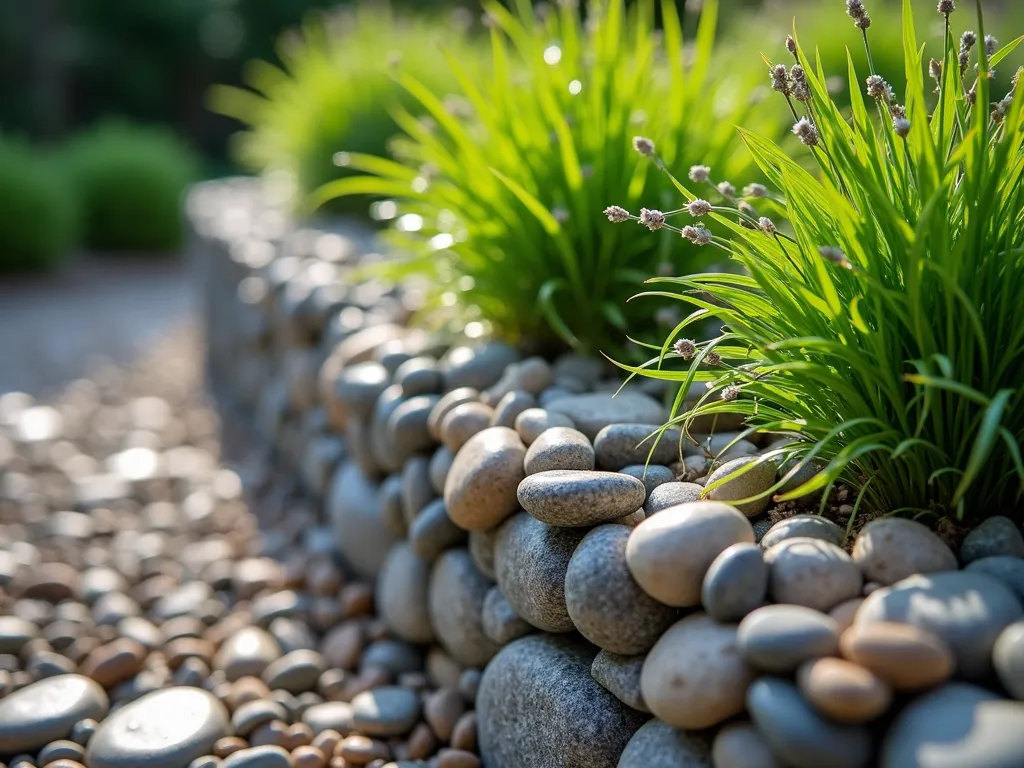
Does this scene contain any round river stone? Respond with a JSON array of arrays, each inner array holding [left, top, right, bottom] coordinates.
[[760, 514, 847, 550], [0, 674, 108, 754], [444, 427, 526, 531], [852, 518, 957, 586], [523, 428, 594, 475], [517, 470, 645, 527], [701, 542, 768, 622], [738, 604, 840, 674]]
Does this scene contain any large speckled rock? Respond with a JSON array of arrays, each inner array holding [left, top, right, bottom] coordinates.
[[376, 543, 434, 644], [523, 428, 594, 474], [494, 513, 586, 633], [444, 427, 526, 531], [704, 457, 776, 517], [881, 682, 1024, 768], [764, 537, 862, 612], [477, 635, 647, 768], [428, 549, 501, 668], [626, 501, 754, 607], [641, 614, 754, 729], [760, 515, 847, 550], [518, 470, 646, 527], [959, 516, 1024, 563], [856, 571, 1023, 680], [591, 651, 648, 712], [547, 392, 665, 440], [593, 424, 682, 470], [326, 461, 399, 579], [852, 518, 958, 585], [564, 525, 677, 654], [617, 719, 712, 767]]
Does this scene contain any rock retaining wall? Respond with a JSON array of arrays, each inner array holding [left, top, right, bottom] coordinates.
[[191, 180, 1024, 768]]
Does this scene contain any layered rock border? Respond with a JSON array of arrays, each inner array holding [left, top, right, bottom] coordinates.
[[191, 181, 1024, 768]]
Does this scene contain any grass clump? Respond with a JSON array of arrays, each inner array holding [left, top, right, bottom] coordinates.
[[64, 121, 199, 252], [209, 3, 478, 214], [618, 0, 1024, 523], [0, 137, 77, 273], [312, 0, 776, 356]]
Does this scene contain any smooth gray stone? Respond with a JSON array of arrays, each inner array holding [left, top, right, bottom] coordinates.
[[442, 342, 520, 391], [0, 616, 37, 655], [747, 677, 872, 768], [618, 718, 712, 767], [547, 392, 665, 440], [469, 527, 498, 581], [429, 549, 501, 667], [620, 464, 675, 497], [350, 686, 421, 737], [482, 586, 533, 646], [395, 356, 442, 397], [491, 390, 537, 429], [268, 618, 316, 655], [994, 621, 1024, 700], [427, 387, 479, 439], [645, 482, 703, 514], [387, 394, 440, 463], [881, 682, 1024, 768], [960, 516, 1024, 563], [231, 699, 287, 737], [408, 498, 466, 562], [213, 626, 280, 682], [702, 542, 768, 622], [326, 461, 399, 579], [593, 423, 682, 470], [518, 470, 646, 527], [0, 674, 108, 754], [301, 701, 354, 734], [857, 571, 1023, 680], [369, 384, 406, 473], [86, 687, 229, 768], [760, 514, 847, 550], [738, 605, 840, 674], [376, 542, 435, 644], [523, 427, 594, 475], [359, 639, 422, 677], [401, 456, 435, 526], [261, 649, 325, 694], [704, 456, 776, 517], [764, 537, 862, 612], [222, 745, 292, 768], [967, 556, 1024, 601], [591, 650, 648, 713], [477, 634, 646, 768], [333, 361, 389, 419]]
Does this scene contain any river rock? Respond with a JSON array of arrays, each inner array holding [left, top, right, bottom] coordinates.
[[856, 571, 1023, 680], [350, 686, 421, 737], [444, 427, 526, 531], [221, 746, 292, 768], [593, 424, 681, 470], [262, 649, 325, 694], [213, 626, 281, 681], [701, 542, 768, 622], [469, 528, 497, 580], [765, 537, 862, 612], [439, 402, 494, 453], [518, 470, 645, 527], [376, 543, 435, 644], [852, 518, 958, 586], [644, 482, 703, 514], [408, 498, 466, 562], [0, 616, 38, 655], [747, 677, 873, 768], [86, 687, 229, 768], [959, 516, 1024, 563], [387, 394, 439, 462], [494, 513, 587, 632], [625, 501, 755, 607], [428, 549, 501, 667], [490, 390, 537, 428], [429, 446, 455, 495], [738, 604, 840, 673], [546, 392, 664, 440], [966, 556, 1024, 601], [476, 634, 647, 768], [564, 525, 677, 654], [642, 613, 753, 729], [514, 408, 575, 445], [369, 384, 406, 473], [993, 621, 1024, 699], [395, 356, 442, 396], [760, 514, 847, 550], [617, 719, 712, 767], [704, 457, 776, 517], [325, 361, 389, 426], [0, 674, 108, 753], [839, 621, 955, 691], [379, 474, 406, 537], [620, 464, 674, 497], [301, 701, 354, 734], [881, 682, 1024, 768], [711, 721, 782, 768], [401, 456, 435, 526], [796, 657, 891, 723], [442, 342, 520, 391], [483, 357, 553, 403], [590, 651, 647, 712], [326, 461, 399, 579], [482, 586, 532, 645], [427, 387, 479, 440], [523, 428, 594, 474]]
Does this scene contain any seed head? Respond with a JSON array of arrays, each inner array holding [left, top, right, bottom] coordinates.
[[866, 74, 888, 99], [738, 201, 757, 217], [770, 63, 791, 94], [985, 35, 998, 56], [936, 0, 954, 14], [959, 50, 971, 72], [960, 31, 977, 51], [688, 199, 712, 217], [929, 58, 942, 81], [789, 65, 811, 101], [893, 116, 911, 138], [721, 384, 741, 401], [743, 183, 768, 198], [682, 225, 712, 246], [786, 35, 797, 55], [717, 181, 736, 198], [818, 246, 848, 265], [639, 208, 666, 231], [673, 338, 696, 359], [992, 99, 1010, 123], [966, 81, 977, 105], [1012, 67, 1023, 91], [792, 117, 820, 147], [689, 165, 712, 183], [633, 136, 655, 156], [759, 217, 777, 234], [846, 0, 871, 29], [891, 103, 906, 119], [603, 205, 630, 223], [704, 350, 722, 366]]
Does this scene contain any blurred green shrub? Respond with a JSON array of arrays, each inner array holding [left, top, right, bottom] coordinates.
[[0, 136, 77, 273], [63, 121, 199, 252], [209, 4, 481, 214]]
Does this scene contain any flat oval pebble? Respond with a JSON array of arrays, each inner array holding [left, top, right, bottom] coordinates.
[[840, 621, 954, 691], [444, 427, 526, 531], [881, 682, 1024, 768], [213, 626, 281, 682], [482, 586, 533, 646], [993, 621, 1024, 700], [408, 498, 466, 562], [738, 604, 840, 674], [644, 482, 702, 514], [301, 701, 354, 734], [619, 464, 674, 497], [641, 614, 754, 729], [959, 516, 1024, 563], [626, 501, 754, 607], [546, 391, 664, 440], [592, 424, 681, 471], [564, 525, 676, 655], [517, 470, 645, 527], [522, 428, 594, 475], [350, 686, 421, 737], [0, 616, 37, 655], [440, 402, 494, 453], [428, 387, 479, 439], [231, 699, 287, 737], [221, 746, 292, 768], [376, 543, 435, 644], [513, 408, 574, 445], [704, 457, 776, 517], [701, 542, 768, 622], [0, 674, 108, 753], [490, 390, 536, 428], [711, 721, 782, 768], [747, 677, 872, 768], [590, 651, 648, 712], [86, 687, 229, 768], [765, 537, 862, 612], [760, 514, 847, 550], [261, 649, 325, 694], [617, 718, 712, 768], [796, 657, 892, 723], [852, 518, 958, 585], [428, 549, 502, 667], [856, 571, 1022, 680]]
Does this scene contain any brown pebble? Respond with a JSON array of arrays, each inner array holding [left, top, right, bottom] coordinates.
[[213, 736, 248, 758], [307, 561, 343, 596], [285, 722, 314, 750], [436, 748, 481, 768], [840, 621, 955, 691], [322, 624, 365, 671], [79, 638, 147, 688], [424, 688, 466, 742], [292, 745, 327, 768], [338, 735, 389, 764], [329, 758, 348, 768], [226, 677, 272, 710], [450, 712, 477, 752], [165, 637, 215, 669], [339, 584, 373, 618], [828, 598, 864, 635], [796, 657, 892, 723], [311, 729, 341, 756], [13, 562, 80, 602], [406, 722, 437, 760]]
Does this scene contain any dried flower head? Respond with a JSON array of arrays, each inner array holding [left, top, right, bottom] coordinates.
[[639, 208, 666, 231], [738, 201, 757, 217], [846, 0, 871, 29], [866, 74, 888, 99], [632, 136, 655, 156], [759, 217, 777, 234], [789, 65, 811, 101], [960, 30, 977, 51], [688, 199, 712, 217], [721, 384, 741, 401], [704, 350, 722, 366], [603, 205, 630, 223], [682, 225, 713, 246], [992, 98, 1011, 123], [937, 0, 954, 14], [792, 117, 820, 147], [1013, 67, 1023, 91], [786, 35, 797, 55], [966, 81, 977, 105], [770, 63, 791, 94], [893, 116, 911, 138], [929, 58, 942, 81], [743, 183, 768, 198], [689, 165, 711, 184], [673, 338, 696, 359], [985, 35, 998, 56], [717, 181, 736, 198], [891, 103, 906, 119]]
